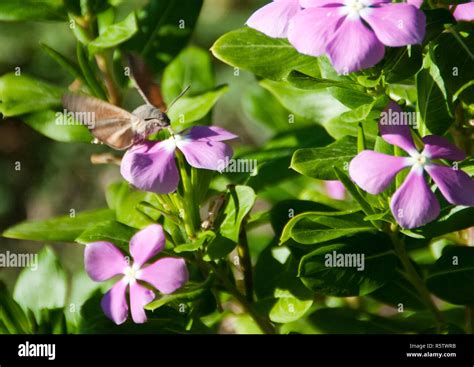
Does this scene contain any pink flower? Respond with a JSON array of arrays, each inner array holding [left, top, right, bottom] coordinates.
[[84, 224, 188, 324], [246, 0, 301, 38], [121, 126, 238, 194], [325, 180, 346, 200], [349, 102, 474, 229], [453, 1, 474, 22], [287, 0, 426, 73]]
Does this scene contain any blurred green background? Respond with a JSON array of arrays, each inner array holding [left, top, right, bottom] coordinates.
[[0, 0, 271, 288]]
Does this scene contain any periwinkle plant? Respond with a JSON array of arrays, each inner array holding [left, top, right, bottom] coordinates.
[[1, 0, 473, 335]]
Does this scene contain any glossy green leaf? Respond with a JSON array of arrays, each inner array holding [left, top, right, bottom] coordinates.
[[268, 290, 313, 324], [168, 85, 228, 129], [23, 110, 92, 143], [260, 79, 348, 123], [89, 12, 137, 52], [0, 73, 63, 117], [291, 136, 358, 180], [13, 247, 67, 322], [0, 282, 32, 334], [2, 209, 115, 242], [162, 46, 214, 103], [427, 245, 474, 305], [75, 220, 136, 250], [123, 0, 203, 72], [106, 182, 158, 229], [145, 275, 214, 311], [416, 52, 453, 135], [281, 211, 374, 245], [211, 27, 320, 80], [299, 234, 397, 296]]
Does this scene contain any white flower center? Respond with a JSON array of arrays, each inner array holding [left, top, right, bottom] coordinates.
[[409, 152, 429, 168], [123, 264, 140, 284], [343, 0, 370, 18]]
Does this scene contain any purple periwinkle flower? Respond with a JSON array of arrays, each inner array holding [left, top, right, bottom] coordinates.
[[246, 0, 301, 38], [288, 0, 426, 73], [121, 126, 238, 194], [349, 102, 474, 229], [84, 224, 188, 324]]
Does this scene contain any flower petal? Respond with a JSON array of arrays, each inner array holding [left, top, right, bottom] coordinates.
[[390, 167, 440, 228], [325, 180, 346, 200], [138, 257, 188, 294], [288, 6, 343, 57], [246, 0, 301, 38], [453, 2, 474, 22], [300, 0, 343, 7], [129, 281, 155, 324], [185, 126, 238, 142], [177, 140, 233, 171], [422, 135, 466, 161], [379, 101, 417, 155], [130, 224, 166, 268], [349, 151, 411, 194], [406, 0, 423, 8], [361, 3, 426, 46], [325, 17, 385, 73], [425, 164, 474, 206], [84, 242, 127, 282], [101, 279, 129, 325], [120, 140, 179, 194]]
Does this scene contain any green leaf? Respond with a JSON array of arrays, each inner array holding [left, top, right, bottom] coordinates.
[[242, 84, 309, 134], [75, 220, 136, 250], [40, 43, 84, 81], [106, 182, 158, 229], [211, 27, 320, 81], [281, 211, 375, 245], [89, 12, 137, 53], [76, 44, 107, 99], [291, 136, 358, 180], [2, 209, 115, 242], [299, 234, 397, 296], [426, 245, 474, 305], [13, 247, 67, 322], [324, 96, 388, 141], [23, 110, 92, 143], [371, 271, 427, 310], [407, 206, 474, 239], [268, 291, 313, 324], [145, 275, 214, 311], [219, 185, 256, 243], [0, 282, 32, 334], [383, 46, 423, 84], [318, 56, 375, 108], [430, 24, 474, 104], [123, 0, 203, 72], [0, 73, 63, 117], [260, 79, 348, 123], [416, 52, 453, 135], [0, 0, 65, 21], [162, 46, 214, 103], [80, 291, 186, 333], [168, 85, 228, 129]]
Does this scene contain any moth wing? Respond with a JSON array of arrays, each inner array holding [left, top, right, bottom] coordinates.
[[127, 53, 167, 112], [62, 93, 138, 150], [91, 117, 136, 150]]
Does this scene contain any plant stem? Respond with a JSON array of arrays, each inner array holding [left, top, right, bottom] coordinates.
[[237, 228, 254, 303], [208, 262, 276, 334], [389, 227, 445, 332], [95, 53, 121, 105], [176, 151, 200, 239]]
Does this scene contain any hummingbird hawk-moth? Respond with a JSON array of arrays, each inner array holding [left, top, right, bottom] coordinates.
[[62, 54, 183, 150]]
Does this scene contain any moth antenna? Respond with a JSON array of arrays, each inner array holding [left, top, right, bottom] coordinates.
[[166, 85, 191, 112]]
